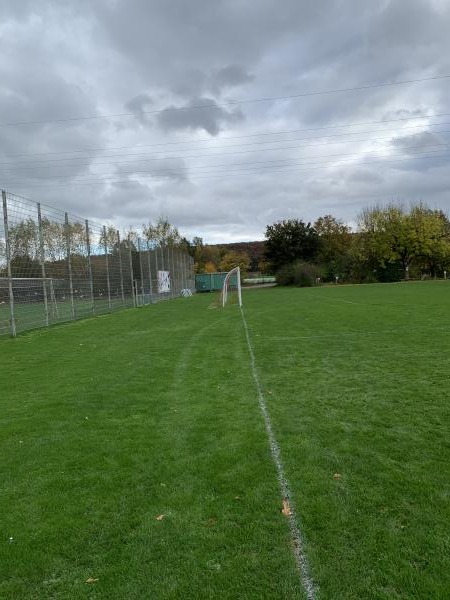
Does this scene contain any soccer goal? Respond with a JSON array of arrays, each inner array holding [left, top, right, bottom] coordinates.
[[0, 277, 61, 318], [221, 267, 242, 308]]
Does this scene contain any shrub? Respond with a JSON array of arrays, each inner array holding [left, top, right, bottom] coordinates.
[[276, 261, 322, 287]]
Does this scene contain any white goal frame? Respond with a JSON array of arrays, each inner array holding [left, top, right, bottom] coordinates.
[[0, 276, 60, 317], [221, 266, 242, 307]]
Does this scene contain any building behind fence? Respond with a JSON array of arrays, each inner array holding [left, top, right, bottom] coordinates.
[[0, 190, 195, 337]]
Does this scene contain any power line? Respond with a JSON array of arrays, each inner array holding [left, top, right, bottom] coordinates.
[[1, 74, 449, 128], [2, 111, 450, 159], [3, 142, 448, 181], [3, 147, 448, 188], [2, 120, 450, 169], [1, 128, 449, 174]]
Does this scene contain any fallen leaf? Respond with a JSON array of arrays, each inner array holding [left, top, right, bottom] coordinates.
[[204, 517, 217, 527], [155, 514, 165, 521], [281, 498, 292, 517], [85, 577, 98, 584], [333, 473, 341, 480]]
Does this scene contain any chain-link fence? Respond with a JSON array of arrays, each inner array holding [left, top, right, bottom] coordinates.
[[0, 190, 195, 336]]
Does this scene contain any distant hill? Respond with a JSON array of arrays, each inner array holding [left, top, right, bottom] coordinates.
[[210, 240, 266, 271]]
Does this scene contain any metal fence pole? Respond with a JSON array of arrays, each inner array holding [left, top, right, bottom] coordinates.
[[183, 252, 188, 290], [37, 202, 49, 327], [160, 243, 165, 271], [154, 244, 159, 301], [170, 244, 175, 297], [128, 234, 136, 308], [85, 219, 95, 315], [103, 225, 112, 310], [2, 190, 16, 337], [171, 246, 175, 297], [146, 240, 153, 300], [137, 237, 145, 302], [65, 212, 76, 319], [117, 230, 125, 306]]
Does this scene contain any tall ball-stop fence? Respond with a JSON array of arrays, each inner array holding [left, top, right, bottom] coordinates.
[[0, 190, 195, 337]]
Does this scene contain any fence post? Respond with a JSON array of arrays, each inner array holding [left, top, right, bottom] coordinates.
[[160, 243, 165, 272], [37, 202, 49, 327], [146, 240, 153, 300], [85, 220, 95, 315], [154, 243, 159, 301], [2, 190, 16, 337], [183, 252, 188, 290], [171, 245, 177, 297], [103, 225, 112, 310], [128, 234, 136, 308], [117, 230, 125, 306], [171, 245, 176, 297], [65, 212, 76, 319], [137, 237, 145, 302]]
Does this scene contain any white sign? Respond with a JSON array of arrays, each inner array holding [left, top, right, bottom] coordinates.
[[158, 270, 171, 293]]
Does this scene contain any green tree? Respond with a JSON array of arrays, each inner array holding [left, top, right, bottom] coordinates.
[[264, 219, 321, 271], [357, 203, 450, 280], [410, 205, 450, 276], [314, 214, 353, 280]]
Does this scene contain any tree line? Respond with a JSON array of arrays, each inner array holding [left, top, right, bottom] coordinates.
[[264, 203, 450, 285], [4, 205, 449, 285]]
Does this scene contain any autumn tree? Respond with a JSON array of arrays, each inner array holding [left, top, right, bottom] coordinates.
[[357, 203, 450, 279], [219, 251, 250, 274], [314, 214, 353, 280], [195, 244, 221, 273], [203, 261, 217, 273], [143, 217, 182, 247]]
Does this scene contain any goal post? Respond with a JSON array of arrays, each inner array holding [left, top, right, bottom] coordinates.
[[221, 266, 242, 308], [0, 276, 60, 317]]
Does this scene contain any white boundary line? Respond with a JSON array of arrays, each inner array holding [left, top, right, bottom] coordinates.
[[240, 307, 316, 600]]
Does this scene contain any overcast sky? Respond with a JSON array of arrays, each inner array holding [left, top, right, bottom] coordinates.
[[1, 0, 450, 242]]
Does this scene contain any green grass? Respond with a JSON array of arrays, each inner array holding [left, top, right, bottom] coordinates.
[[1, 282, 449, 598]]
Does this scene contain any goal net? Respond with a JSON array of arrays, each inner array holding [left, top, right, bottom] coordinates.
[[0, 277, 62, 317], [220, 267, 242, 308]]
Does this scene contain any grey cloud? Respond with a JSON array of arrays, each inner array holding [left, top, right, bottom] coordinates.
[[124, 93, 154, 126], [210, 65, 254, 94], [125, 94, 153, 113], [171, 64, 253, 98], [156, 97, 244, 136], [390, 131, 447, 154], [2, 0, 450, 242], [114, 157, 188, 182]]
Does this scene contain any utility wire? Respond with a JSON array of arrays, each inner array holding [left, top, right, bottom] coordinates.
[[2, 111, 450, 159], [3, 147, 448, 188], [1, 74, 449, 128], [3, 142, 448, 181], [2, 120, 450, 168], [1, 128, 449, 174]]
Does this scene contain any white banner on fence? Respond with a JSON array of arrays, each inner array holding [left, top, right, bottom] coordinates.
[[158, 270, 171, 293]]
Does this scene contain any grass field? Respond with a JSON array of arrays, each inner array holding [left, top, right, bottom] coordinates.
[[1, 282, 449, 599]]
